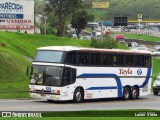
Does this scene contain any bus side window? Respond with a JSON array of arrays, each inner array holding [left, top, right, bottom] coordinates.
[[77, 52, 89, 65], [103, 54, 113, 66], [135, 55, 145, 67], [90, 53, 96, 65], [145, 55, 151, 67], [65, 52, 76, 65], [124, 55, 134, 66], [113, 55, 117, 66], [90, 53, 102, 65], [95, 53, 102, 65], [113, 54, 124, 66]]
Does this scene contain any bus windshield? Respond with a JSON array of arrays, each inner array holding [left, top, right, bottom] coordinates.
[[30, 65, 63, 86], [34, 50, 63, 63]]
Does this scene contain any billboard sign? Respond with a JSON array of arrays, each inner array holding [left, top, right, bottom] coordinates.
[[0, 0, 34, 33], [92, 2, 109, 8]]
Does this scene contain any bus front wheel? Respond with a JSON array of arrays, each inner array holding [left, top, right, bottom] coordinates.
[[123, 87, 131, 100], [73, 88, 84, 103]]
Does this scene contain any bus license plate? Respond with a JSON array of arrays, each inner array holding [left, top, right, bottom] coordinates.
[[41, 94, 46, 97]]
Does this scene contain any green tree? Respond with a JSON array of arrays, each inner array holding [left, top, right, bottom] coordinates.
[[71, 9, 93, 39], [34, 0, 46, 34], [45, 0, 83, 36]]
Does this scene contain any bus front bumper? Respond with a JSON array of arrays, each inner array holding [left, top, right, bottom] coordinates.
[[29, 92, 61, 101]]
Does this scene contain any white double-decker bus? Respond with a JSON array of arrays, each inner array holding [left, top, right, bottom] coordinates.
[[28, 46, 152, 103]]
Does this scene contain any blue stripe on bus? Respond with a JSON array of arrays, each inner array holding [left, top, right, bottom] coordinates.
[[78, 68, 151, 97], [78, 73, 123, 97], [139, 68, 152, 88], [86, 86, 117, 90]]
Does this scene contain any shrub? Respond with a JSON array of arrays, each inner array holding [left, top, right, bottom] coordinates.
[[90, 35, 117, 49]]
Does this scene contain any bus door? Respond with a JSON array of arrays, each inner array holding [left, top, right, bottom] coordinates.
[[62, 67, 77, 96]]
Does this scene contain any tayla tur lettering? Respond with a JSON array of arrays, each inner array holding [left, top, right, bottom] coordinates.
[[119, 68, 132, 75]]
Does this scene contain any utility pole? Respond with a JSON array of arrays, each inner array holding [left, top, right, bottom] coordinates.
[[43, 0, 49, 35], [34, 3, 36, 34], [137, 14, 142, 34], [44, 15, 47, 35], [138, 21, 141, 32]]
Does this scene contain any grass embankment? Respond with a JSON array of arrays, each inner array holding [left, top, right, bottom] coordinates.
[[0, 31, 91, 99], [122, 32, 160, 42]]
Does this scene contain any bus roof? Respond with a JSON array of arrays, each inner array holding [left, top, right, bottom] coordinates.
[[37, 46, 151, 55], [37, 46, 80, 51]]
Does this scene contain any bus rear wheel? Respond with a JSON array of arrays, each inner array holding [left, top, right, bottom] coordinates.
[[131, 87, 139, 99], [47, 99, 54, 102], [123, 87, 131, 100], [73, 88, 84, 103]]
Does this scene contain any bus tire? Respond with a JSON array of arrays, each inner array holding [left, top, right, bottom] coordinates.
[[123, 87, 131, 100], [153, 91, 158, 95], [131, 87, 139, 99], [73, 88, 84, 103], [47, 99, 54, 102]]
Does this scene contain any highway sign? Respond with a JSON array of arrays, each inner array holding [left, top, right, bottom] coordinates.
[[137, 14, 142, 19]]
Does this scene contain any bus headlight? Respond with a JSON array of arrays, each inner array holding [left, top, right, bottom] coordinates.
[[52, 90, 60, 95], [153, 84, 156, 87]]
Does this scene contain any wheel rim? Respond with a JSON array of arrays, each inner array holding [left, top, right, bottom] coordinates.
[[75, 91, 81, 102], [125, 89, 130, 99], [132, 89, 137, 98]]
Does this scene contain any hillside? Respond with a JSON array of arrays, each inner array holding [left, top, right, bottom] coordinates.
[[0, 31, 91, 99], [83, 0, 160, 21]]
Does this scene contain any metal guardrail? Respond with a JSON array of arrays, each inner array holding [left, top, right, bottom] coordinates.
[[125, 39, 160, 45], [128, 20, 160, 23]]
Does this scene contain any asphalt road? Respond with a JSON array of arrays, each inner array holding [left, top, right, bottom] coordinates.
[[0, 93, 160, 112]]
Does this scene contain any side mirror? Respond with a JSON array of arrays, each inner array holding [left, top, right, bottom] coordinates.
[[26, 66, 29, 76], [26, 66, 31, 77]]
